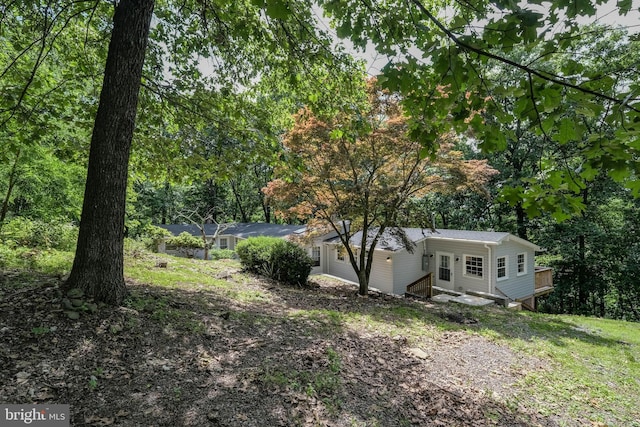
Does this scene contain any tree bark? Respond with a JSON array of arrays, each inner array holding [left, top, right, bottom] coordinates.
[[515, 202, 527, 240], [577, 188, 589, 309], [64, 0, 154, 305], [230, 180, 249, 222], [0, 149, 21, 229]]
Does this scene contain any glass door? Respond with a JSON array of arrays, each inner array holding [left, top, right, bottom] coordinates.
[[436, 252, 454, 289]]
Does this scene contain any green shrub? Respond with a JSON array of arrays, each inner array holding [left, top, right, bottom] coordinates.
[[236, 237, 312, 286], [0, 243, 17, 268], [209, 248, 235, 260], [166, 232, 203, 258], [124, 237, 151, 259], [270, 240, 313, 286], [0, 243, 72, 275], [32, 249, 73, 275], [236, 236, 277, 273], [139, 224, 173, 251], [1, 217, 36, 247], [1, 217, 77, 251]]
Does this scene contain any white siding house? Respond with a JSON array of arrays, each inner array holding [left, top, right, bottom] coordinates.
[[157, 223, 550, 307], [324, 228, 546, 306]]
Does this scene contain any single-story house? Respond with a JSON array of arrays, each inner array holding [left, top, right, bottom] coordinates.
[[321, 228, 552, 308], [156, 222, 308, 259], [157, 223, 552, 308]]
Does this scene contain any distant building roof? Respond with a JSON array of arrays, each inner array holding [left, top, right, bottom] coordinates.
[[156, 223, 306, 239]]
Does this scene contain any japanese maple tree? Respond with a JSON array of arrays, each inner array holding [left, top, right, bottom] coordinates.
[[264, 79, 497, 295]]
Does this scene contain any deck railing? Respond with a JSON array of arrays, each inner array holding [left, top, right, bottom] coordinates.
[[535, 267, 553, 288], [534, 266, 554, 296], [406, 273, 433, 298]]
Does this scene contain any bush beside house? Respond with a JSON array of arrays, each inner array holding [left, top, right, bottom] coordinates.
[[165, 232, 203, 258], [236, 236, 313, 286], [209, 248, 235, 260]]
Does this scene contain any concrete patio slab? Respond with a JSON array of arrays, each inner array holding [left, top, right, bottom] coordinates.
[[450, 294, 495, 307], [431, 294, 456, 303]]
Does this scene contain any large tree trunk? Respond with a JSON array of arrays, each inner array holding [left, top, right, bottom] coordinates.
[[0, 149, 20, 229], [64, 0, 154, 305]]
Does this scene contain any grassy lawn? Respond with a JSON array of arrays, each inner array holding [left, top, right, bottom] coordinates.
[[2, 247, 639, 426], [127, 253, 639, 426], [455, 308, 640, 426]]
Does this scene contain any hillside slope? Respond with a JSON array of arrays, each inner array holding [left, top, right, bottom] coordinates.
[[1, 253, 638, 426]]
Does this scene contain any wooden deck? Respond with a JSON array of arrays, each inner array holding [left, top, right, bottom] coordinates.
[[534, 266, 554, 296]]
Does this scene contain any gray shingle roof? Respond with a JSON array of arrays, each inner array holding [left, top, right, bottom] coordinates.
[[347, 228, 539, 251], [158, 223, 539, 251], [156, 223, 306, 239]]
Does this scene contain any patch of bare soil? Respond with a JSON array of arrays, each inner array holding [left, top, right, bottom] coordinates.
[[1, 271, 555, 426]]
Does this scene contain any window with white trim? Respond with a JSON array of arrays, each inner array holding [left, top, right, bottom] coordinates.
[[336, 246, 346, 262], [517, 253, 527, 275], [219, 238, 228, 250], [497, 256, 508, 280], [311, 246, 321, 267], [464, 255, 484, 278]]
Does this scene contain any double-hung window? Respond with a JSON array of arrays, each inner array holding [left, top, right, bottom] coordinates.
[[497, 256, 508, 280], [464, 255, 484, 279], [219, 238, 228, 250], [517, 253, 527, 275]]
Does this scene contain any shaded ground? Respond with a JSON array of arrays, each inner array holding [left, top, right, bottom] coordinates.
[[1, 264, 556, 426]]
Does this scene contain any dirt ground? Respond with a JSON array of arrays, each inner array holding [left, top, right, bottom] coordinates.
[[0, 269, 556, 426]]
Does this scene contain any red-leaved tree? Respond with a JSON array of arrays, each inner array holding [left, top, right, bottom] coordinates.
[[264, 78, 498, 295]]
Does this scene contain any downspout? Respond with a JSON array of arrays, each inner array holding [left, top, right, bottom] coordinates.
[[484, 244, 493, 294]]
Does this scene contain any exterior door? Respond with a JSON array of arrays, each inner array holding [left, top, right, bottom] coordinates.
[[436, 252, 454, 289]]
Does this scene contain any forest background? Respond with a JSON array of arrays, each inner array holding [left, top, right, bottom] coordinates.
[[1, 0, 640, 321]]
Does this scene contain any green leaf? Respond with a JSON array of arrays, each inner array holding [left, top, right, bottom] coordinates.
[[329, 129, 344, 139], [579, 164, 599, 181], [626, 179, 640, 197], [557, 118, 577, 144], [551, 207, 573, 222], [265, 0, 291, 19], [617, 0, 632, 14], [539, 87, 561, 112], [500, 186, 524, 206]]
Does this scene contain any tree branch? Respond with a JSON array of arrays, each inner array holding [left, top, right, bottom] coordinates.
[[408, 0, 640, 113]]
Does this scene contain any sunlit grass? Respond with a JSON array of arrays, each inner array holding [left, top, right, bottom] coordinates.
[[519, 315, 640, 426], [0, 244, 73, 277], [124, 254, 273, 304], [459, 308, 640, 426]]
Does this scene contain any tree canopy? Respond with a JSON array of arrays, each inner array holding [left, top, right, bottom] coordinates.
[[264, 78, 497, 294], [320, 0, 640, 214]]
